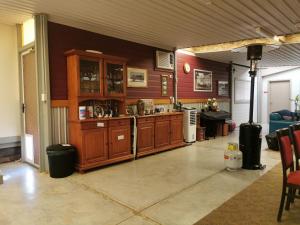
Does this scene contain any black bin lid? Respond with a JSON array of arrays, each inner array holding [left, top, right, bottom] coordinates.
[[47, 144, 75, 155]]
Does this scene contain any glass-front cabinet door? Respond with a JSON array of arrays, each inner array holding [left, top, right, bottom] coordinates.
[[79, 58, 102, 96], [104, 60, 126, 97]]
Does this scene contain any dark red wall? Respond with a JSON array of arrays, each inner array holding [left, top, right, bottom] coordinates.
[[48, 22, 230, 101], [48, 22, 173, 100], [176, 52, 230, 100]]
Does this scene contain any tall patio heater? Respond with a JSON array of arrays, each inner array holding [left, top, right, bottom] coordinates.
[[239, 45, 265, 170]]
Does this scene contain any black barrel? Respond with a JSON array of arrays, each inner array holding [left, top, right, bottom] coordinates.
[[47, 144, 76, 178], [239, 123, 262, 170]]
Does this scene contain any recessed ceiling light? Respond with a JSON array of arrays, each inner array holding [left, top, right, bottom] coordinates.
[[295, 22, 300, 30], [199, 0, 212, 5]]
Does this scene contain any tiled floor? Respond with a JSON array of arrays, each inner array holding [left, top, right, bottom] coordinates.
[[0, 130, 280, 225]]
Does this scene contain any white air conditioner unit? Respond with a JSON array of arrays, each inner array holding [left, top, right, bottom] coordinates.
[[156, 50, 174, 70], [183, 109, 197, 143]]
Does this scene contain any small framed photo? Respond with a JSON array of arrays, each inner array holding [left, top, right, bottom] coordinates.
[[127, 67, 148, 88], [218, 81, 229, 96], [161, 75, 168, 96], [194, 69, 212, 92]]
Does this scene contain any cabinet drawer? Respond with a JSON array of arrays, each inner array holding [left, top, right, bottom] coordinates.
[[170, 114, 183, 120], [81, 121, 107, 130], [137, 117, 155, 124], [109, 119, 130, 127], [155, 115, 170, 122]]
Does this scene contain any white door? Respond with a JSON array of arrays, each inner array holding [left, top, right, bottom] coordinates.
[[269, 80, 290, 113], [21, 48, 40, 166]]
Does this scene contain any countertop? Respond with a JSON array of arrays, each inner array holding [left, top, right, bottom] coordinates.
[[69, 112, 183, 123], [135, 111, 183, 118]]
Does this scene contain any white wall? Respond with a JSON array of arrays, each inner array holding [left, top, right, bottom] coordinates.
[[231, 65, 258, 126], [0, 23, 20, 138], [261, 68, 300, 124], [259, 66, 299, 77]]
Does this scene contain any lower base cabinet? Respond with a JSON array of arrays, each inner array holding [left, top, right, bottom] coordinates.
[[137, 122, 154, 153], [155, 120, 170, 148], [109, 125, 131, 159], [83, 129, 108, 163], [69, 118, 133, 172], [137, 113, 185, 157], [170, 115, 184, 144]]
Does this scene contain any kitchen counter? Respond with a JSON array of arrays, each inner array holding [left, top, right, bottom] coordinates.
[[69, 115, 133, 123], [135, 111, 183, 118]]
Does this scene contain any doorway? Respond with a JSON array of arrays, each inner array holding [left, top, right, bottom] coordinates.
[[269, 80, 291, 114], [21, 48, 40, 166]]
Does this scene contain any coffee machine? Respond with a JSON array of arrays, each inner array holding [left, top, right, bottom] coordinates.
[[239, 45, 265, 170]]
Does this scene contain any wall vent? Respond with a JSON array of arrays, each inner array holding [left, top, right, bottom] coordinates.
[[156, 50, 174, 70]]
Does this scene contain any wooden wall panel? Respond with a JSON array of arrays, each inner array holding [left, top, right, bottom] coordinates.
[[48, 22, 173, 100], [176, 52, 231, 100]]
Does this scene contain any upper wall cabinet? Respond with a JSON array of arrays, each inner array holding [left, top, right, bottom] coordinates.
[[79, 58, 102, 96], [65, 49, 127, 99], [104, 60, 126, 97]]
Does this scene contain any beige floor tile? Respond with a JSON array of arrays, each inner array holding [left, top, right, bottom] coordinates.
[[0, 163, 133, 225], [118, 215, 159, 225], [68, 145, 226, 211]]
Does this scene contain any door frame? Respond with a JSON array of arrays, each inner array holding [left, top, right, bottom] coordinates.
[[268, 80, 291, 121], [17, 15, 52, 172], [19, 44, 40, 168]]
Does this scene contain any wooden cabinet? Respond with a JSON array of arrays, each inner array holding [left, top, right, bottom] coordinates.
[[82, 128, 108, 163], [155, 120, 170, 148], [104, 60, 126, 97], [65, 50, 132, 172], [69, 118, 132, 172], [109, 123, 131, 159], [66, 49, 127, 99], [170, 116, 183, 145], [78, 57, 103, 97], [136, 113, 185, 157], [137, 122, 155, 153]]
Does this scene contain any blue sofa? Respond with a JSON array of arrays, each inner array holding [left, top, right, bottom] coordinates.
[[269, 110, 297, 133]]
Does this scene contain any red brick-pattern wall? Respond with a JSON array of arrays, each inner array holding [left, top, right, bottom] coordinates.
[[48, 22, 173, 100], [48, 22, 230, 101], [176, 52, 231, 100]]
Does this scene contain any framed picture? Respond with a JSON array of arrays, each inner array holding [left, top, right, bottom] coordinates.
[[194, 69, 212, 92], [218, 81, 229, 96], [127, 67, 148, 88], [161, 75, 168, 96]]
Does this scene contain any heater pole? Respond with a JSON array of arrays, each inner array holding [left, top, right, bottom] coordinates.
[[248, 75, 255, 124], [248, 67, 256, 124]]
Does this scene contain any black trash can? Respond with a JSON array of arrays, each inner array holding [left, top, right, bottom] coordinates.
[[47, 144, 76, 178]]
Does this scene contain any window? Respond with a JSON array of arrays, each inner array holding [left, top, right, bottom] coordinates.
[[22, 18, 35, 46]]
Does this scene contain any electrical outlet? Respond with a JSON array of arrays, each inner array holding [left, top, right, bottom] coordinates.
[[41, 93, 47, 102]]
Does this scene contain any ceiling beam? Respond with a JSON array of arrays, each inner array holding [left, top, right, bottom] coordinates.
[[182, 33, 300, 54]]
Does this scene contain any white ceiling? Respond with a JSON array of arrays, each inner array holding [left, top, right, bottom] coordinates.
[[1, 0, 300, 66]]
